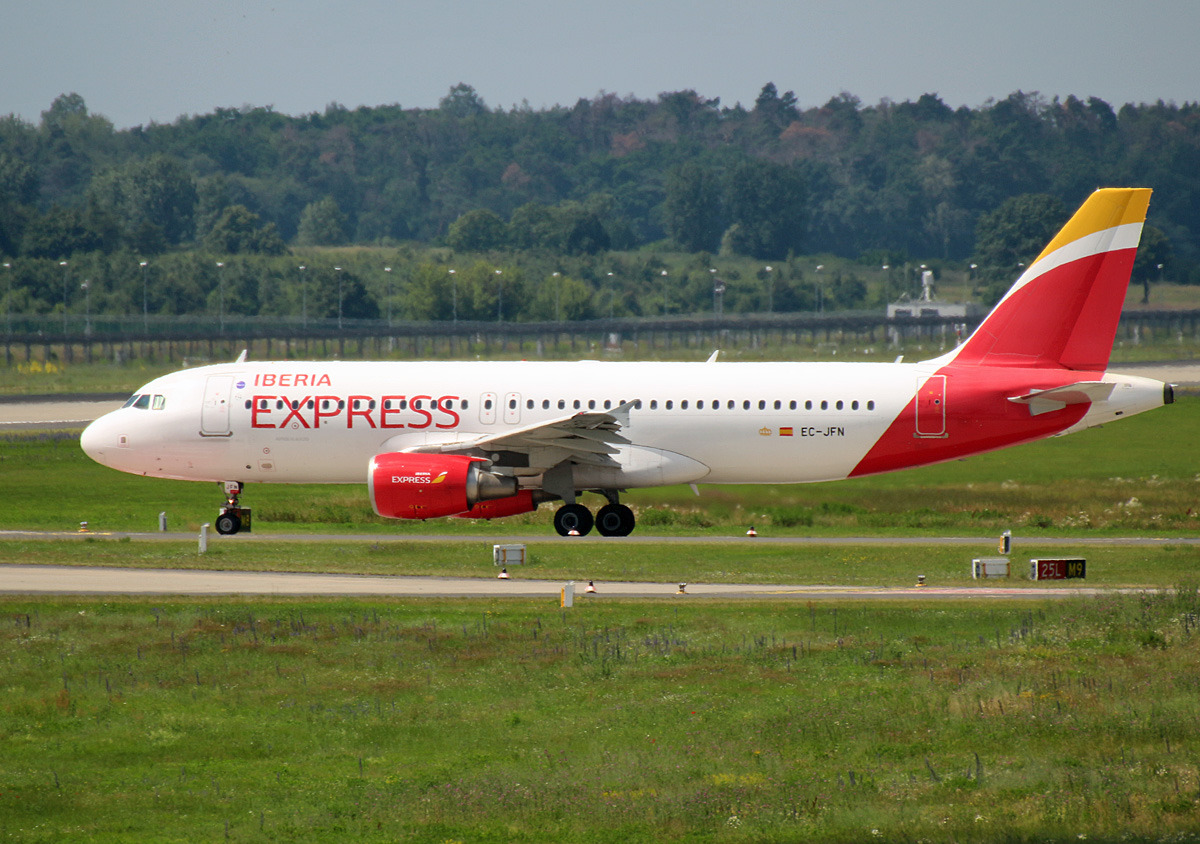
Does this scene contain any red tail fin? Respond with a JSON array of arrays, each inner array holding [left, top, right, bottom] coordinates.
[[949, 188, 1151, 371]]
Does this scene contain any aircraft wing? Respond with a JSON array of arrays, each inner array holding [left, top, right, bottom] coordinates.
[[1007, 381, 1116, 416], [405, 401, 635, 469]]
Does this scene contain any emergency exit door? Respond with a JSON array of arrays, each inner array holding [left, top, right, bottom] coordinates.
[[914, 375, 946, 438]]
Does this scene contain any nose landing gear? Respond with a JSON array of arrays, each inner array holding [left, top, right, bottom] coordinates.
[[215, 481, 251, 535]]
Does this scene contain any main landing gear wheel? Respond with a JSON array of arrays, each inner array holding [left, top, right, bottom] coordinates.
[[595, 503, 635, 537], [215, 512, 242, 535], [554, 503, 594, 537]]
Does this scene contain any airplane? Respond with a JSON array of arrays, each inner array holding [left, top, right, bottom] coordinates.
[[81, 188, 1173, 537]]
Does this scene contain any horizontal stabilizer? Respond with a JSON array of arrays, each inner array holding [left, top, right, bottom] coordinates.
[[1008, 381, 1115, 416]]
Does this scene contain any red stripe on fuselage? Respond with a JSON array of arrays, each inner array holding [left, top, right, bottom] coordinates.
[[849, 367, 1093, 478]]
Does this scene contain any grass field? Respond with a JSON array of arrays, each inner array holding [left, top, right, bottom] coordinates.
[[4, 593, 1200, 843]]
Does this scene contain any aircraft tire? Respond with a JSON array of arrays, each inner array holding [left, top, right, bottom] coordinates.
[[595, 503, 635, 537], [554, 503, 594, 537], [216, 513, 241, 535]]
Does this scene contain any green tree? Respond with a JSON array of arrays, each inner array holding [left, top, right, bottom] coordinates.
[[447, 209, 509, 252], [88, 155, 197, 251], [439, 83, 488, 118], [204, 205, 288, 255], [296, 197, 349, 246], [723, 160, 808, 259], [664, 163, 723, 252]]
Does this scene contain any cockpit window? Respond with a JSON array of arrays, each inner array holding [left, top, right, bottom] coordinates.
[[122, 394, 140, 408], [152, 395, 166, 410], [133, 394, 152, 410]]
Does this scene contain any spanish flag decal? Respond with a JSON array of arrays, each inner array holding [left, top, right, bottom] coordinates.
[[779, 427, 794, 437]]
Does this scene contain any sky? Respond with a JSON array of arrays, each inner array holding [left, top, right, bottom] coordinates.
[[3, 0, 1197, 130]]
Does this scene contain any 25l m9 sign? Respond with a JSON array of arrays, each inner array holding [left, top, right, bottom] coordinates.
[[1030, 558, 1087, 580]]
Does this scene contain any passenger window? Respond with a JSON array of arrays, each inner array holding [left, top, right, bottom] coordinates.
[[244, 400, 252, 410], [574, 400, 581, 409], [698, 400, 705, 409], [527, 399, 534, 409], [369, 400, 377, 410], [666, 400, 673, 410], [851, 400, 859, 410], [836, 400, 844, 410], [353, 400, 361, 409], [338, 400, 344, 410], [557, 399, 565, 410], [260, 400, 269, 409], [306, 400, 314, 410], [321, 400, 330, 410], [542, 400, 550, 409], [789, 400, 797, 410], [461, 400, 468, 409], [805, 400, 813, 410], [604, 400, 611, 410], [588, 400, 596, 410], [867, 400, 875, 411], [774, 400, 781, 410], [650, 400, 658, 409], [485, 399, 493, 410], [727, 400, 734, 409], [509, 399, 517, 409], [681, 400, 689, 410], [277, 400, 285, 410], [743, 400, 750, 410], [821, 401, 828, 410], [444, 400, 453, 410], [400, 399, 409, 410], [758, 400, 766, 410]]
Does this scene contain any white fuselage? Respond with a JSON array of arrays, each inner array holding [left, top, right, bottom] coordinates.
[[80, 358, 1167, 490]]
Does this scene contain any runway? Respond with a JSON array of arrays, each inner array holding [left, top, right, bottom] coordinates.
[[0, 563, 1126, 600]]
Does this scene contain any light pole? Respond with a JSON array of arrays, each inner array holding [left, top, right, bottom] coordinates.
[[448, 269, 457, 323], [139, 261, 149, 334], [384, 266, 393, 326], [660, 269, 669, 314], [298, 265, 307, 327], [81, 279, 91, 336], [552, 272, 561, 322], [3, 262, 11, 337], [495, 269, 503, 322], [713, 274, 725, 316], [59, 261, 68, 335], [764, 265, 773, 313], [815, 265, 824, 313], [335, 266, 343, 330], [606, 271, 615, 319], [215, 262, 225, 334]]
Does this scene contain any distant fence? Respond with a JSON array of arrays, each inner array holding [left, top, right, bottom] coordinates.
[[3, 309, 1199, 364]]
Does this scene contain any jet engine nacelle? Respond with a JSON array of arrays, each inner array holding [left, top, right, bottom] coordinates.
[[368, 452, 519, 520]]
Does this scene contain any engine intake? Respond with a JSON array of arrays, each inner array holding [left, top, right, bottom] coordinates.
[[368, 452, 519, 520]]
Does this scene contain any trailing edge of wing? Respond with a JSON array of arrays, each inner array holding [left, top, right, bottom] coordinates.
[[410, 402, 637, 469], [1008, 381, 1115, 416]]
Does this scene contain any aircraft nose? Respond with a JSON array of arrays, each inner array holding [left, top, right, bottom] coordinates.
[[80, 414, 119, 465]]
